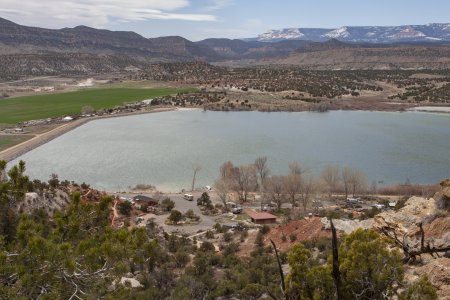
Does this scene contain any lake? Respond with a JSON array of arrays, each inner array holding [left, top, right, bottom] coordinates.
[[11, 110, 450, 192]]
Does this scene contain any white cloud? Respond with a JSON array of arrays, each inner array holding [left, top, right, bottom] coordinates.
[[202, 0, 235, 11], [0, 0, 216, 28]]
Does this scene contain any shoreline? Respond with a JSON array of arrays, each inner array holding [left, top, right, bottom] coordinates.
[[0, 107, 175, 162], [406, 106, 450, 114]]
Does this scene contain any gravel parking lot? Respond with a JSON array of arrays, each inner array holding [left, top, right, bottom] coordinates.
[[114, 190, 238, 234]]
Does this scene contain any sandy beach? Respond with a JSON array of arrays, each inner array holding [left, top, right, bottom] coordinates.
[[407, 106, 450, 113]]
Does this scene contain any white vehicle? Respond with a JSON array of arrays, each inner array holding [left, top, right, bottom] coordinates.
[[183, 193, 194, 201], [373, 203, 385, 209], [204, 185, 212, 191], [232, 206, 243, 214], [346, 197, 361, 203]]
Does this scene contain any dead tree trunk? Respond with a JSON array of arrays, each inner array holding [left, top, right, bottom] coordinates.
[[330, 219, 343, 300], [191, 166, 201, 192], [380, 223, 450, 263], [270, 239, 289, 300]]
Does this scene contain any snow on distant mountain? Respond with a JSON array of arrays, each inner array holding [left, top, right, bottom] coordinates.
[[250, 24, 450, 43], [387, 27, 425, 40], [323, 27, 351, 39], [257, 28, 304, 41]]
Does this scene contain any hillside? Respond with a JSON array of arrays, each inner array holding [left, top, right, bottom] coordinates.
[[1, 17, 450, 79], [261, 43, 450, 69]]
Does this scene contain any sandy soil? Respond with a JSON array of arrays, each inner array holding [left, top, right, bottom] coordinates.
[[407, 106, 450, 113]]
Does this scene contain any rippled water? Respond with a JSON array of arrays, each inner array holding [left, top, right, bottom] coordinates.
[[12, 110, 450, 192]]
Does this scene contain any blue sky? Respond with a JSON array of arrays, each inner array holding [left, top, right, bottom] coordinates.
[[1, 0, 449, 40]]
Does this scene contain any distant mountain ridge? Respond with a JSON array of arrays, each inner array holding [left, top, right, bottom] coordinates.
[[1, 17, 450, 79], [249, 24, 450, 43]]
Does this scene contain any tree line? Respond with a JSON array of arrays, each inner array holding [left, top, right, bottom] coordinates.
[[214, 157, 369, 210]]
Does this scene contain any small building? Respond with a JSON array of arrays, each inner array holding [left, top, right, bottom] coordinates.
[[248, 211, 277, 224], [133, 195, 159, 210]]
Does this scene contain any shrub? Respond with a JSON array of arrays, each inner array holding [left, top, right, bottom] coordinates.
[[255, 232, 264, 247], [197, 192, 211, 207], [205, 230, 214, 239], [259, 224, 270, 235], [161, 198, 175, 212], [184, 209, 200, 221], [140, 204, 149, 213], [222, 232, 233, 242], [118, 201, 132, 216], [168, 210, 183, 225], [222, 242, 240, 257], [290, 233, 297, 242], [400, 276, 437, 300], [174, 250, 190, 268], [200, 241, 216, 252]]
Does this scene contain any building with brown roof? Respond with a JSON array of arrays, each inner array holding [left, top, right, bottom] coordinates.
[[247, 211, 277, 224]]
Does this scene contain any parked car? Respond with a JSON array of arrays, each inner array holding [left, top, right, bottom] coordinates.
[[226, 201, 237, 209], [373, 203, 385, 209], [232, 206, 243, 214], [346, 197, 361, 203], [183, 193, 194, 201]]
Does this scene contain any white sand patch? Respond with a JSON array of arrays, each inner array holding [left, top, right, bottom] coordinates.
[[76, 78, 94, 87], [408, 106, 450, 113]]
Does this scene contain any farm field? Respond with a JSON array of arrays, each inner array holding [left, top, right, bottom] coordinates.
[[0, 87, 196, 124]]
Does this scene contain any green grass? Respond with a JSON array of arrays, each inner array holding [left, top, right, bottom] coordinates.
[[0, 87, 196, 124], [0, 135, 34, 151]]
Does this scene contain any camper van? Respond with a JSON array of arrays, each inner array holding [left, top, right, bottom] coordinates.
[[183, 194, 194, 201]]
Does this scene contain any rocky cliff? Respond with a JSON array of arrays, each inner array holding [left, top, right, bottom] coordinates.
[[373, 181, 450, 299]]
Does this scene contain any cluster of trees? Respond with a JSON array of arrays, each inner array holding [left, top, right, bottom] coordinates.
[[167, 209, 200, 225], [0, 161, 439, 299], [214, 157, 368, 211], [150, 91, 226, 107], [283, 228, 437, 300]]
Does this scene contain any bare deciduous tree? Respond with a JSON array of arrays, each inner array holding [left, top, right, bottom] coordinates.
[[342, 167, 367, 198], [219, 161, 235, 180], [342, 167, 352, 199], [283, 173, 302, 207], [321, 165, 341, 197], [288, 161, 304, 176], [214, 178, 230, 210], [254, 156, 270, 191], [81, 105, 94, 115], [350, 169, 367, 197], [266, 175, 285, 210], [299, 175, 316, 212], [234, 165, 257, 202]]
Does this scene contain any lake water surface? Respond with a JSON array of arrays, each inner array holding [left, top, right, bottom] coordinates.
[[12, 110, 450, 192]]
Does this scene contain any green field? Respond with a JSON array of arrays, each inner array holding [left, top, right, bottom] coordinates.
[[0, 87, 196, 124], [0, 135, 34, 151]]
